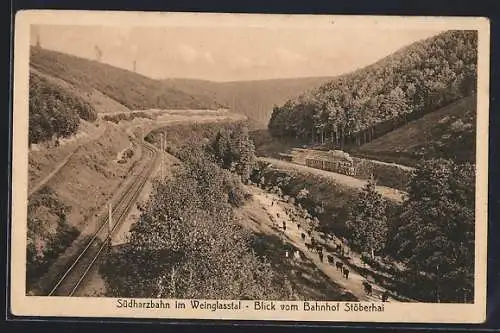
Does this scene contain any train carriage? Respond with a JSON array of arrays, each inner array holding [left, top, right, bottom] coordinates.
[[305, 150, 356, 177]]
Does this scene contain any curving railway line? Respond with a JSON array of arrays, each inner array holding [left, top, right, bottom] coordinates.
[[48, 140, 159, 296]]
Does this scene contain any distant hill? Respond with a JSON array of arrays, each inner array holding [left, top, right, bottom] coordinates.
[[351, 96, 476, 166], [30, 47, 222, 111], [162, 77, 336, 128]]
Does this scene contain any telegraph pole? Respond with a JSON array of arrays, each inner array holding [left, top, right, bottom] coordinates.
[[35, 32, 41, 48], [95, 45, 102, 62], [163, 134, 166, 179], [160, 133, 165, 180], [436, 264, 440, 303], [108, 202, 113, 247]]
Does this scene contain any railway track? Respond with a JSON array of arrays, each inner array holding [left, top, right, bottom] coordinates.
[[48, 141, 159, 296]]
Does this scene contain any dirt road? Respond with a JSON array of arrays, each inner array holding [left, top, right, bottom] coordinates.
[[258, 157, 405, 203], [248, 185, 401, 302]]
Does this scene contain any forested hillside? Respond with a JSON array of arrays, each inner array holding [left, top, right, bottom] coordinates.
[[30, 47, 222, 111], [268, 30, 477, 153]]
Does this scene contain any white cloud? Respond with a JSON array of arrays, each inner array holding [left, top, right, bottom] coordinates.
[[231, 56, 253, 69], [178, 44, 198, 63], [203, 51, 215, 64], [178, 45, 215, 65], [273, 47, 307, 65]]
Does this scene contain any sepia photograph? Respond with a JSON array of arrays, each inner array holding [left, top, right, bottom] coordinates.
[[10, 11, 489, 323]]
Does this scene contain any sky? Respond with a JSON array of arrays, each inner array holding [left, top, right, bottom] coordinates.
[[30, 24, 442, 82]]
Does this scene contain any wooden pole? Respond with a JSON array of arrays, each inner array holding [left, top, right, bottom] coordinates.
[[436, 264, 440, 303], [160, 133, 164, 180], [108, 202, 112, 245]]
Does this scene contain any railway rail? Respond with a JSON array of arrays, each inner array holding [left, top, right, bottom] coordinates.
[[48, 141, 159, 296]]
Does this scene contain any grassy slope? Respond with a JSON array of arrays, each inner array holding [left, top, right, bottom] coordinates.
[[30, 67, 131, 115], [352, 96, 476, 166], [162, 77, 336, 129], [30, 47, 221, 111]]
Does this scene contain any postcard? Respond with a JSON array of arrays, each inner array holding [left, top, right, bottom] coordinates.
[[10, 10, 489, 323]]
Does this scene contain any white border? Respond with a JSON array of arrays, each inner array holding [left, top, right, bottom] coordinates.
[[10, 11, 490, 323]]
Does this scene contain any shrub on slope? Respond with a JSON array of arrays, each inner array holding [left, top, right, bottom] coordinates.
[[29, 70, 97, 144]]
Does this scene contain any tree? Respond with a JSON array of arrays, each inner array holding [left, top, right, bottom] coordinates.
[[207, 125, 256, 182], [345, 178, 388, 259], [394, 159, 474, 302], [230, 125, 257, 182]]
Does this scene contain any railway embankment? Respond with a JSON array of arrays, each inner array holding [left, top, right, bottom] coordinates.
[[27, 124, 146, 295]]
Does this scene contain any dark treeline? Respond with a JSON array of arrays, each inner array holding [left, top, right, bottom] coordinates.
[[346, 158, 475, 303], [146, 121, 247, 156], [268, 30, 477, 149], [147, 121, 257, 184], [29, 71, 97, 145]]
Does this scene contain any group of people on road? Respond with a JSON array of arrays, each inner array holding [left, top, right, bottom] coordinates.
[[269, 196, 391, 303]]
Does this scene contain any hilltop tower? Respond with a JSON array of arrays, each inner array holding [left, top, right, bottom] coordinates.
[[35, 32, 41, 48], [94, 45, 102, 62]]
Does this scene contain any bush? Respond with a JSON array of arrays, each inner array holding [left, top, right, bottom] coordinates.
[[351, 157, 413, 191], [102, 112, 154, 124], [223, 170, 251, 207], [26, 187, 80, 289]]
